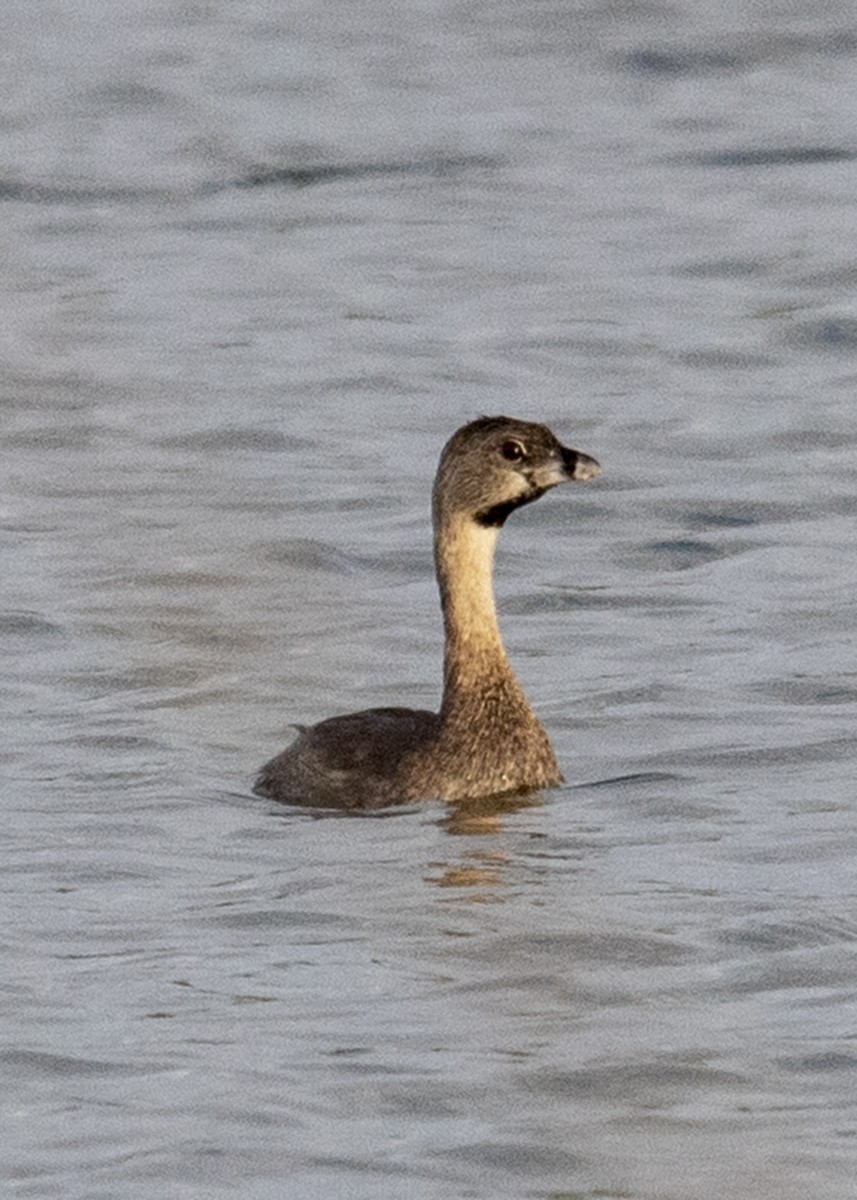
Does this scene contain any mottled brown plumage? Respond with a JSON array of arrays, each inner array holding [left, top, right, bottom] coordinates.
[[254, 416, 600, 809]]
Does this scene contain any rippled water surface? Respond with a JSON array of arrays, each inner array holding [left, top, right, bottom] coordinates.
[[3, 2, 857, 1198]]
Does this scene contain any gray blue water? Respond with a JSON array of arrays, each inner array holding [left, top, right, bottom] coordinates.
[[2, 2, 856, 1197]]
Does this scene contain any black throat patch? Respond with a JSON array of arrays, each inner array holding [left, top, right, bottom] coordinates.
[[474, 489, 542, 528]]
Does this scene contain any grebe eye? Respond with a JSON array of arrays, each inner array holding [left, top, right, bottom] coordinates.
[[500, 439, 525, 462]]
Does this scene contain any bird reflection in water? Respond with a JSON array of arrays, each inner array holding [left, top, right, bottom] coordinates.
[[426, 789, 546, 896]]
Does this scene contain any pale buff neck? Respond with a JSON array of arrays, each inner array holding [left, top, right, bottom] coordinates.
[[433, 511, 526, 715]]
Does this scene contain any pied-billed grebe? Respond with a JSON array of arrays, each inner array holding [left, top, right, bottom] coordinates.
[[255, 416, 600, 809]]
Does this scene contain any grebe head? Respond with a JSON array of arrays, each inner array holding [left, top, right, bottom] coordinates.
[[434, 415, 600, 528]]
